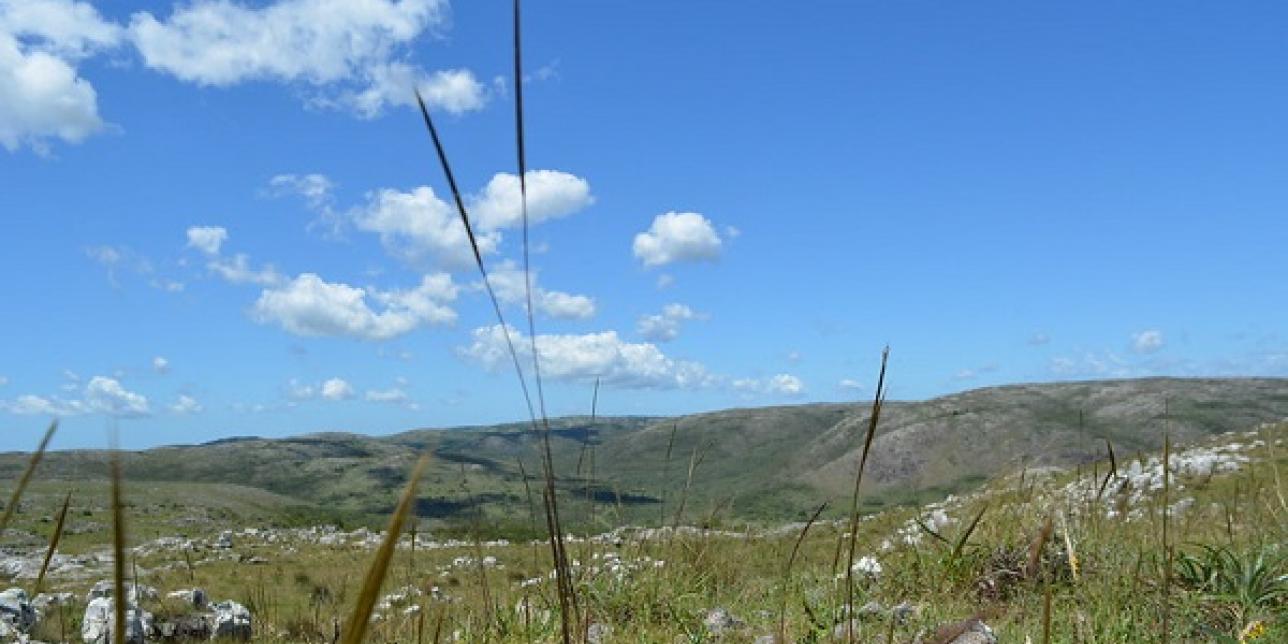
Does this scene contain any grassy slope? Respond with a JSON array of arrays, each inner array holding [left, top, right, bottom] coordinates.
[[2, 377, 1286, 528]]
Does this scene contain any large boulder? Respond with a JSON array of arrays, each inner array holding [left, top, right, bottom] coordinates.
[[81, 597, 152, 644], [209, 600, 252, 640]]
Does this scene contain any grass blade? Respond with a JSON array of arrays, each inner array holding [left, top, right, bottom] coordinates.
[[0, 420, 57, 533], [1026, 513, 1054, 580], [843, 347, 889, 643], [110, 449, 127, 644], [950, 504, 988, 563], [341, 454, 430, 644], [33, 490, 72, 595]]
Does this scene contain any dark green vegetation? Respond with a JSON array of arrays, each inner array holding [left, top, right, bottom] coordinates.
[[2, 377, 1285, 533]]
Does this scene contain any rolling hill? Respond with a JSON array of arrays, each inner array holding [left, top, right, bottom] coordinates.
[[3, 377, 1286, 529]]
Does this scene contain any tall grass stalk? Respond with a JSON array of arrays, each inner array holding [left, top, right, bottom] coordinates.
[[1161, 422, 1172, 644], [0, 420, 57, 533], [341, 454, 428, 644], [110, 448, 127, 644], [842, 346, 889, 643], [33, 489, 71, 595]]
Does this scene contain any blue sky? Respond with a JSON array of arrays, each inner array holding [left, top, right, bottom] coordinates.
[[3, 1, 1287, 450]]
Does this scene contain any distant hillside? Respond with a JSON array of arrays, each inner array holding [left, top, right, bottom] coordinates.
[[3, 377, 1286, 527]]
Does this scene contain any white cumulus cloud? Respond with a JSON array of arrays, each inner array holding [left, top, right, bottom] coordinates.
[[0, 0, 122, 152], [354, 186, 498, 270], [486, 262, 595, 320], [251, 272, 457, 340], [470, 170, 594, 231], [126, 0, 478, 118], [185, 225, 227, 255], [84, 375, 150, 417], [152, 356, 169, 373], [185, 226, 227, 256], [320, 377, 353, 400], [633, 212, 723, 267], [636, 303, 703, 342], [341, 62, 487, 118], [460, 325, 714, 390]]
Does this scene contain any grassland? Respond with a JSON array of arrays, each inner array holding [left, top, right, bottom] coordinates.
[[3, 416, 1284, 642]]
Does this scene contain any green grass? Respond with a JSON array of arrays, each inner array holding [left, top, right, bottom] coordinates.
[[8, 420, 1284, 642]]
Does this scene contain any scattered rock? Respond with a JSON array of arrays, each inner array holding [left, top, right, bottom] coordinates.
[[936, 618, 997, 644], [831, 619, 861, 641], [892, 601, 920, 624], [32, 591, 76, 611], [857, 601, 884, 619], [210, 600, 252, 640], [0, 588, 38, 635], [703, 607, 743, 636], [586, 622, 611, 644]]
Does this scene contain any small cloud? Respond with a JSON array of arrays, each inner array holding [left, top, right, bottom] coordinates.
[[320, 377, 354, 401], [636, 303, 704, 342], [185, 226, 228, 255], [0, 376, 8, 387], [837, 378, 863, 392], [169, 394, 202, 414], [1028, 333, 1051, 346], [152, 356, 170, 373], [786, 350, 802, 363], [365, 387, 417, 409], [767, 373, 805, 396], [633, 212, 723, 267], [1131, 329, 1165, 354], [84, 376, 150, 417], [656, 274, 674, 289]]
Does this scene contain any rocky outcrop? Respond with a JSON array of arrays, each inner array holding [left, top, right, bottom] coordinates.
[[81, 597, 152, 644]]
